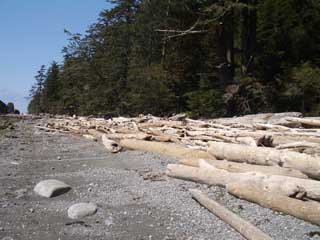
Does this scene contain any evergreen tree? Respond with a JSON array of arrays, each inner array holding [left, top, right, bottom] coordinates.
[[42, 62, 61, 113], [28, 65, 46, 114], [28, 0, 320, 117]]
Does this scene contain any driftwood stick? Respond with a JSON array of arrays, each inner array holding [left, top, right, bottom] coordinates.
[[275, 141, 318, 150], [36, 125, 70, 134], [103, 133, 152, 140], [227, 183, 320, 226], [190, 189, 273, 240]]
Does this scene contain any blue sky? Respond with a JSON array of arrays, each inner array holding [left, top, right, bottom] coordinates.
[[0, 0, 111, 113]]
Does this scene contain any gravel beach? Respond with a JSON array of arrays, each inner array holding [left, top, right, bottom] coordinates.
[[0, 117, 319, 240]]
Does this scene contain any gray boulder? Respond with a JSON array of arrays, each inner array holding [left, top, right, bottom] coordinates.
[[0, 100, 7, 114], [67, 202, 98, 219], [6, 102, 14, 114], [34, 179, 71, 198]]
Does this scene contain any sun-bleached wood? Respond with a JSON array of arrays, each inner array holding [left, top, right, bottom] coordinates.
[[208, 142, 320, 179], [179, 158, 308, 179], [167, 160, 320, 201], [227, 183, 320, 226], [101, 134, 122, 153], [190, 189, 273, 240], [119, 139, 215, 160]]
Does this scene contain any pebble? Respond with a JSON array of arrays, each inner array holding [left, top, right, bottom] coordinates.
[[104, 217, 113, 226], [34, 179, 71, 198], [67, 202, 98, 219]]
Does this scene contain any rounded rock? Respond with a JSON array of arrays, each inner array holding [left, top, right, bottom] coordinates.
[[34, 179, 71, 198], [67, 202, 98, 219]]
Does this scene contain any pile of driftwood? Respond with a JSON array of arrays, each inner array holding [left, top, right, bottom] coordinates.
[[40, 112, 320, 239]]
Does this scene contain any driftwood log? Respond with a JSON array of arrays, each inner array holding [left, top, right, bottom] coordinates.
[[286, 117, 320, 128], [102, 134, 122, 153], [180, 158, 308, 179], [119, 139, 215, 160], [208, 142, 320, 179], [167, 160, 320, 201], [190, 189, 272, 240], [228, 183, 320, 226]]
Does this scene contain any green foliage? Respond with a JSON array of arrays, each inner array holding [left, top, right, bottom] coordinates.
[[28, 65, 46, 114], [256, 0, 320, 81], [185, 89, 225, 118], [28, 0, 320, 117], [282, 62, 320, 115], [226, 77, 268, 115]]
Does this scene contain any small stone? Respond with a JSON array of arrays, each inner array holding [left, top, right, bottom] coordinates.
[[57, 156, 61, 160], [67, 202, 97, 219], [34, 179, 71, 198], [104, 217, 113, 226], [15, 188, 28, 199]]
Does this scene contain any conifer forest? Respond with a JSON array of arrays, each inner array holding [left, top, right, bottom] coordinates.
[[28, 0, 320, 118]]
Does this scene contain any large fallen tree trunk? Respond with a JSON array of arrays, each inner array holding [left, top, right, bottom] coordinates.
[[190, 189, 273, 240], [227, 183, 320, 226], [208, 142, 320, 179], [180, 159, 308, 179], [119, 139, 215, 160], [167, 160, 320, 201], [286, 117, 320, 128]]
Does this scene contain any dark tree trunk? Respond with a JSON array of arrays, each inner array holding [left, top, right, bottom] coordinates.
[[241, 0, 257, 76], [216, 10, 235, 86]]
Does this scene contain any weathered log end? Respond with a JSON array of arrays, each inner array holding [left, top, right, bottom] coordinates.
[[102, 134, 122, 153]]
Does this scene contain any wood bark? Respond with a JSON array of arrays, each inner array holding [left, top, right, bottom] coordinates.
[[167, 160, 320, 201], [119, 139, 214, 160], [190, 189, 272, 240], [227, 183, 320, 226], [208, 142, 320, 179], [179, 158, 308, 179]]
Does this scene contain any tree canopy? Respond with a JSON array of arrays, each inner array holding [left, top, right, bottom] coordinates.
[[28, 0, 320, 117]]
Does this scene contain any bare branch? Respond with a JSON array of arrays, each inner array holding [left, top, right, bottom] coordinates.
[[155, 18, 208, 39]]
